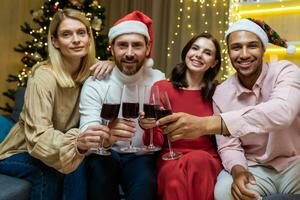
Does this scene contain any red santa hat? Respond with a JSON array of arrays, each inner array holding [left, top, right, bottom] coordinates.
[[108, 10, 154, 67], [225, 18, 296, 54]]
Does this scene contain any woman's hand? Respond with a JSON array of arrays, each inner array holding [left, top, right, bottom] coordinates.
[[90, 60, 114, 80], [77, 125, 110, 152], [138, 111, 156, 130]]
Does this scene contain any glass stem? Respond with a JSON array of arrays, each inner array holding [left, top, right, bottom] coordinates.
[[99, 119, 109, 150], [128, 140, 133, 149], [167, 136, 174, 158], [149, 128, 154, 147]]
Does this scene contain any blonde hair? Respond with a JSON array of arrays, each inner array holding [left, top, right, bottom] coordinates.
[[34, 8, 96, 87]]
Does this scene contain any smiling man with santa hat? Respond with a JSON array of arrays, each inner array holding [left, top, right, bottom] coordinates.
[[79, 10, 165, 200]]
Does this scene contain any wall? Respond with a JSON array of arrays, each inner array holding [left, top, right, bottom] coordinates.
[[0, 0, 44, 114]]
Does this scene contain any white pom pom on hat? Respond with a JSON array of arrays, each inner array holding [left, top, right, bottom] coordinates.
[[286, 44, 296, 54]]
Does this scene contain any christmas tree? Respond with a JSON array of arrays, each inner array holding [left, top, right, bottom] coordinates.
[[0, 0, 110, 113]]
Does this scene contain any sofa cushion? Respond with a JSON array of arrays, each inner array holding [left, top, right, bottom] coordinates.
[[0, 174, 31, 200], [0, 115, 14, 143], [263, 194, 300, 200], [11, 87, 26, 122]]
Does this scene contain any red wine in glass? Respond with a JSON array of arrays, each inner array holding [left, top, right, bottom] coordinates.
[[155, 108, 172, 120], [143, 104, 156, 119], [95, 84, 122, 156], [154, 91, 182, 160], [122, 102, 139, 119], [120, 84, 140, 153], [142, 85, 161, 152], [101, 104, 120, 121]]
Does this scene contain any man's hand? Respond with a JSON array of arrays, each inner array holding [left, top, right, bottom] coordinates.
[[108, 118, 136, 144], [138, 111, 156, 130], [90, 60, 114, 80], [77, 125, 110, 152], [231, 165, 260, 200], [157, 112, 214, 141]]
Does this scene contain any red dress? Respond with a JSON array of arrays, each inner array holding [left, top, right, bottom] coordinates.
[[144, 80, 223, 200]]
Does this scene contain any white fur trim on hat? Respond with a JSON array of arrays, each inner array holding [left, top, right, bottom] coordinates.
[[225, 19, 269, 48], [108, 20, 150, 42], [144, 58, 154, 68]]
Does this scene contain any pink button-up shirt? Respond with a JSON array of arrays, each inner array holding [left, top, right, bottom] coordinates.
[[213, 60, 300, 173]]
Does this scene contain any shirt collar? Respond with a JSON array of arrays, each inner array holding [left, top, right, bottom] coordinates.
[[232, 62, 268, 97]]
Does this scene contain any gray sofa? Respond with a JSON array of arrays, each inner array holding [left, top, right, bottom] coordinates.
[[0, 87, 31, 200]]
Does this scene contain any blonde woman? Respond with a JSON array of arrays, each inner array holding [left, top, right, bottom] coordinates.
[[0, 9, 111, 200]]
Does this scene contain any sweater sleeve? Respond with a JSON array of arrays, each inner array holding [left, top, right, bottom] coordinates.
[[23, 71, 84, 174], [79, 78, 105, 131]]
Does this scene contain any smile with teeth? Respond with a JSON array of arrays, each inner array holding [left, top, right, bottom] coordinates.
[[191, 59, 204, 66], [238, 60, 253, 68]]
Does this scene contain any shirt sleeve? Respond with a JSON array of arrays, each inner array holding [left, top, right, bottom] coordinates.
[[79, 79, 104, 131], [213, 103, 248, 173], [23, 76, 84, 174], [221, 63, 300, 138]]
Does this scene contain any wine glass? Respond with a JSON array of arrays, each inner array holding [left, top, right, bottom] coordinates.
[[142, 85, 161, 152], [153, 90, 182, 160], [96, 84, 121, 156], [120, 84, 140, 153]]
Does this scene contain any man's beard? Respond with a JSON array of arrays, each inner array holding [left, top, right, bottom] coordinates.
[[115, 58, 146, 76]]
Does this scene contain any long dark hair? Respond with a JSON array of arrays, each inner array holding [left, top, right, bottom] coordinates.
[[170, 32, 221, 100]]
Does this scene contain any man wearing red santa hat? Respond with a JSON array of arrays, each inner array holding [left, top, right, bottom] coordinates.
[[79, 10, 165, 200]]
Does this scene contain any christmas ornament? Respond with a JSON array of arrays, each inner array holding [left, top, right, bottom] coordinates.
[[90, 0, 99, 8], [50, 3, 60, 12], [69, 0, 85, 7], [92, 16, 102, 31], [21, 56, 30, 64], [32, 9, 44, 20], [32, 52, 42, 61], [34, 42, 44, 49]]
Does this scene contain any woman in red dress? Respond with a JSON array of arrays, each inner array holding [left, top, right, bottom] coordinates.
[[141, 33, 223, 200]]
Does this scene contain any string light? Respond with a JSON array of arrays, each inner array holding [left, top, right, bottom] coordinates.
[[167, 0, 231, 81], [166, 0, 184, 59], [217, 0, 241, 81]]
